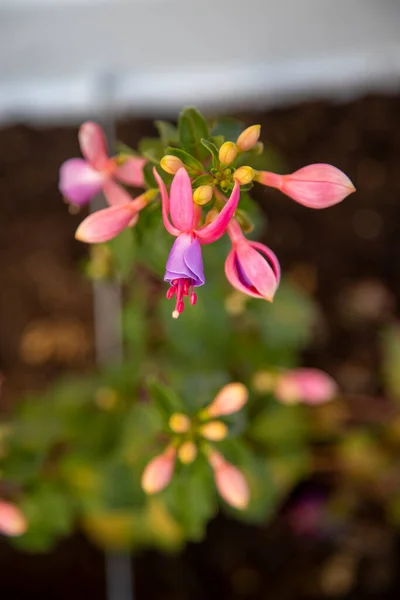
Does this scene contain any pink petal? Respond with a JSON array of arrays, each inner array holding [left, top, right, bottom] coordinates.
[[275, 368, 338, 405], [153, 167, 180, 236], [78, 122, 109, 169], [59, 158, 105, 206], [103, 179, 136, 206], [75, 203, 139, 243], [115, 157, 146, 187], [0, 501, 27, 537], [196, 181, 240, 244], [169, 167, 194, 232], [141, 447, 176, 494]]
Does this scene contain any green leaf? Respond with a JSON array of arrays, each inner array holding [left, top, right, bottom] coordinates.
[[147, 378, 185, 420], [165, 146, 204, 173], [211, 117, 245, 141], [192, 174, 214, 188], [155, 120, 179, 146], [106, 227, 136, 282], [138, 138, 165, 164], [178, 107, 209, 161], [200, 138, 220, 168]]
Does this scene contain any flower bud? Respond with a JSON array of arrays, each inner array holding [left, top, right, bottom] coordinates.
[[169, 413, 191, 434], [160, 155, 184, 175], [193, 185, 214, 206], [236, 125, 261, 152], [234, 166, 255, 185], [208, 450, 250, 510], [0, 501, 27, 537], [178, 441, 197, 464], [200, 421, 228, 441], [207, 382, 248, 417], [255, 164, 355, 209], [235, 209, 254, 234], [141, 446, 176, 494], [274, 368, 338, 405], [219, 142, 238, 165]]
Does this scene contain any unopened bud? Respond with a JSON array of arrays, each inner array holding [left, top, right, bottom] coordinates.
[[178, 441, 197, 464], [234, 166, 255, 185], [252, 371, 276, 394], [274, 368, 338, 405], [141, 446, 176, 494], [207, 382, 248, 417], [193, 185, 214, 206], [236, 125, 261, 152], [200, 421, 228, 441], [160, 155, 184, 175], [208, 450, 250, 510], [0, 501, 27, 537], [219, 142, 238, 166], [169, 413, 191, 434]]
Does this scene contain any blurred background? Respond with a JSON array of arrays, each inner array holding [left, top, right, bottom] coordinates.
[[1, 1, 400, 599]]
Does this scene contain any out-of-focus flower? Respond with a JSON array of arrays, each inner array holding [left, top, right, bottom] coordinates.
[[178, 441, 197, 464], [200, 421, 228, 441], [236, 125, 261, 152], [274, 368, 338, 405], [59, 121, 146, 207], [0, 501, 27, 537], [141, 446, 176, 494], [206, 382, 248, 417], [225, 219, 280, 301], [255, 164, 355, 209], [75, 189, 157, 243], [154, 167, 240, 318], [207, 449, 250, 509]]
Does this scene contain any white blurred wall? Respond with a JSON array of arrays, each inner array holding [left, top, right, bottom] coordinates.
[[0, 0, 399, 122]]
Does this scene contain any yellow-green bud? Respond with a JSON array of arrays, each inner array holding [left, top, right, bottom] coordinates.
[[193, 185, 214, 206], [160, 155, 184, 175], [219, 141, 238, 165], [236, 125, 261, 152], [200, 421, 228, 441], [169, 413, 191, 434], [235, 209, 254, 234], [178, 441, 197, 464], [234, 166, 255, 185]]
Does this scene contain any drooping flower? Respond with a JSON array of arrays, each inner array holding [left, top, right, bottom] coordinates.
[[0, 501, 27, 537], [225, 219, 280, 301], [255, 164, 355, 209], [274, 368, 338, 405], [207, 449, 250, 509], [75, 189, 157, 243], [59, 121, 146, 207], [141, 446, 176, 494], [154, 167, 240, 318]]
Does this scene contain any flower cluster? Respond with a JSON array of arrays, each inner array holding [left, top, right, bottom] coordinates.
[[59, 115, 355, 319], [141, 383, 250, 510]]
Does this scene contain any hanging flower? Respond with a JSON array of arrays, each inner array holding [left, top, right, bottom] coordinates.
[[154, 167, 240, 318], [225, 219, 280, 300], [59, 121, 146, 207]]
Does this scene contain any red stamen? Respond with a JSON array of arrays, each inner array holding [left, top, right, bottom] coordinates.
[[167, 278, 198, 318]]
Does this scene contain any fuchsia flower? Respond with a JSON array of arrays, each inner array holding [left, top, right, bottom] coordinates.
[[225, 219, 280, 301], [154, 167, 240, 318], [59, 121, 146, 207], [274, 368, 338, 405], [0, 501, 27, 537], [255, 164, 355, 209]]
